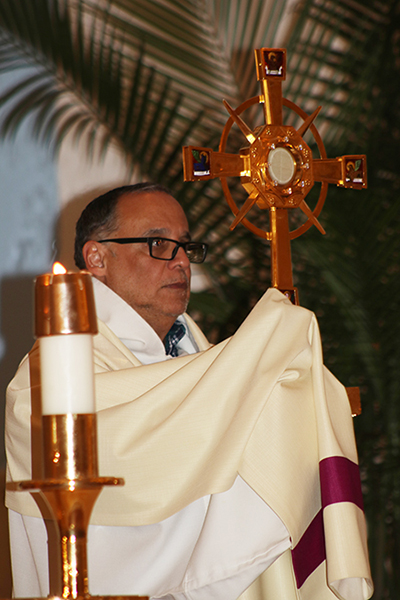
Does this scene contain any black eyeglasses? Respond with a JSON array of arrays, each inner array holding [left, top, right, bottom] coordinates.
[[98, 237, 208, 264]]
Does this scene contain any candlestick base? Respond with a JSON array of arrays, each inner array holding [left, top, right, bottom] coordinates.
[[8, 479, 151, 600], [8, 480, 150, 600], [7, 414, 151, 599]]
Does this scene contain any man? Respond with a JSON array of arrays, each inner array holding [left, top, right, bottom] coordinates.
[[6, 183, 372, 600]]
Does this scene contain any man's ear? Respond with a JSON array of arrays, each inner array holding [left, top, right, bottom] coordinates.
[[82, 241, 107, 279]]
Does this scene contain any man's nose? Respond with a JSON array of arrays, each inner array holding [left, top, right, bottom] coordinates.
[[170, 245, 190, 268]]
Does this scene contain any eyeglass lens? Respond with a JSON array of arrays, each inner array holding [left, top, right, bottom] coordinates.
[[150, 239, 205, 263]]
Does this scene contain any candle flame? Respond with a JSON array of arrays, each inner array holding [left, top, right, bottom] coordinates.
[[53, 262, 67, 275]]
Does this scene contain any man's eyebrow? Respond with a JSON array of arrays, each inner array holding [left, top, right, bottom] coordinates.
[[143, 228, 191, 241]]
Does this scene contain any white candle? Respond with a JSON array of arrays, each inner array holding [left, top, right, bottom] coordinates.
[[40, 334, 95, 415], [35, 263, 98, 415]]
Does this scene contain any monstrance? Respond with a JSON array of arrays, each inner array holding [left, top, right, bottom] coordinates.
[[183, 48, 367, 305]]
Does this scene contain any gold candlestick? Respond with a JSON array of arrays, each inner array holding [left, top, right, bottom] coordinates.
[[8, 266, 148, 600]]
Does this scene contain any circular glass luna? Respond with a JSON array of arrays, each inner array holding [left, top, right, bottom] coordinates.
[[267, 147, 296, 185]]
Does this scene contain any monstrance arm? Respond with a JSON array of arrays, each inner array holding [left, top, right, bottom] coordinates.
[[254, 48, 285, 125], [313, 156, 367, 188], [182, 146, 246, 181]]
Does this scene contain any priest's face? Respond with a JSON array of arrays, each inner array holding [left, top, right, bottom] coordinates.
[[89, 191, 191, 340]]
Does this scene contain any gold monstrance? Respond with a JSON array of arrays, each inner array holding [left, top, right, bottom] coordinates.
[[183, 48, 365, 415], [183, 48, 367, 305]]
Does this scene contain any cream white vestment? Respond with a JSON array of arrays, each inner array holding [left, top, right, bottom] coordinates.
[[6, 285, 373, 600], [6, 280, 290, 599]]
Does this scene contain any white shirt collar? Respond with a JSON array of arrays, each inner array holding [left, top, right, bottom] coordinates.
[[92, 278, 197, 365]]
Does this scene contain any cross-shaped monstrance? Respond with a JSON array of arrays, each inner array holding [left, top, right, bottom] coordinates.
[[183, 48, 367, 305]]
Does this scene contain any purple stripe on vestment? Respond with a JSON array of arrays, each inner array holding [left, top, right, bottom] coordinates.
[[320, 456, 364, 510], [292, 456, 364, 588], [292, 510, 325, 589]]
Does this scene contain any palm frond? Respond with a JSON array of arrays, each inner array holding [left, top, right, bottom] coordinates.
[[0, 0, 295, 157]]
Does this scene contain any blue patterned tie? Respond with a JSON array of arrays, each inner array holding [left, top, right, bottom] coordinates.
[[164, 322, 186, 357]]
